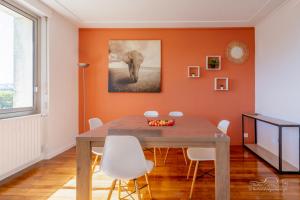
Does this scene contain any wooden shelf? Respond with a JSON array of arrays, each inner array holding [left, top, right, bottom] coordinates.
[[245, 144, 298, 172], [187, 66, 200, 78], [214, 77, 229, 91]]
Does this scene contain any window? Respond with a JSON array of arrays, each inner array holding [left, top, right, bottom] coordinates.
[[0, 0, 39, 118]]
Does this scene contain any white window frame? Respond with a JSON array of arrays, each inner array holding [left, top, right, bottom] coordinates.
[[0, 0, 40, 119]]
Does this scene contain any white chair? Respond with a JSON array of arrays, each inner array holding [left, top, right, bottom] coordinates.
[[88, 117, 104, 171], [186, 120, 230, 199], [144, 111, 161, 166], [217, 120, 230, 134], [102, 135, 153, 200], [163, 111, 187, 165], [89, 117, 103, 129], [169, 111, 184, 117], [144, 111, 159, 118]]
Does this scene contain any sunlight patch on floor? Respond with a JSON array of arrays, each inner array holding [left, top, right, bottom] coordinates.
[[47, 167, 142, 200]]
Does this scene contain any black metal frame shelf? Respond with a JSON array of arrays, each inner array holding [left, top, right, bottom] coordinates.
[[242, 113, 300, 174]]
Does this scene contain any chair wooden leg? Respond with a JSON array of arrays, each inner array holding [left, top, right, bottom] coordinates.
[[91, 155, 99, 172], [158, 148, 162, 155], [187, 160, 193, 179], [189, 161, 199, 199], [214, 160, 216, 174], [107, 179, 117, 200], [145, 174, 152, 199], [182, 147, 188, 165], [154, 148, 157, 166], [163, 148, 170, 165], [118, 180, 121, 200], [134, 179, 142, 200]]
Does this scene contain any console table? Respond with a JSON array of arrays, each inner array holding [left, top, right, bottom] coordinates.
[[242, 113, 300, 174]]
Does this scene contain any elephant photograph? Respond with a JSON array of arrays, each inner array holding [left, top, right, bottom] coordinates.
[[108, 40, 161, 92]]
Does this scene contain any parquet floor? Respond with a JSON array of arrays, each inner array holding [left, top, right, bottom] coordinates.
[[0, 146, 299, 200]]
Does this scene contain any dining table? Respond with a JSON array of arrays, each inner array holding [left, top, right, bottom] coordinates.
[[76, 115, 230, 200]]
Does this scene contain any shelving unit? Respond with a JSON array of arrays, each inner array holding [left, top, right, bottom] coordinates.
[[214, 77, 229, 91], [242, 113, 300, 174], [187, 66, 200, 78], [244, 144, 298, 171]]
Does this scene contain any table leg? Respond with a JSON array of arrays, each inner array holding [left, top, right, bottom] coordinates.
[[215, 141, 230, 200], [76, 140, 92, 200]]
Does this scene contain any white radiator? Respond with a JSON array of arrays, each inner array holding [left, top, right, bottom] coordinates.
[[0, 114, 43, 181]]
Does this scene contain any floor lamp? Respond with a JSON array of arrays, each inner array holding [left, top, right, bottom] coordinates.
[[78, 63, 90, 131]]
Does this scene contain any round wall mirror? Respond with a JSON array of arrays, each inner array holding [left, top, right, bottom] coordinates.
[[226, 41, 249, 64]]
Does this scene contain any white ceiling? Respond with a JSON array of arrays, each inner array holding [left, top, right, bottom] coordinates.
[[41, 0, 288, 28]]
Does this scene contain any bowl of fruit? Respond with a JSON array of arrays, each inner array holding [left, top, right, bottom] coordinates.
[[147, 119, 175, 127]]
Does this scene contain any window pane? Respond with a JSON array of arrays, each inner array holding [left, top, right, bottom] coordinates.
[[0, 3, 34, 111]]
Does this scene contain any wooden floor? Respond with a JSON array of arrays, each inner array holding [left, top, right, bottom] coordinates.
[[0, 146, 299, 200]]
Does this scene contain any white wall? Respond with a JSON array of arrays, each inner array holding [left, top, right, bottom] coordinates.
[[45, 11, 78, 158], [255, 0, 300, 169], [17, 0, 79, 159]]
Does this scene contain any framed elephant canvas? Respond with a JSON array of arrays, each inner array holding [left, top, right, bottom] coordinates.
[[108, 40, 161, 92]]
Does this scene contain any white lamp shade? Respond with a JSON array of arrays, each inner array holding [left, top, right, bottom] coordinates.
[[78, 63, 89, 68]]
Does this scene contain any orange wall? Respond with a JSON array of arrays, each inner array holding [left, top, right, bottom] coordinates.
[[79, 28, 255, 145]]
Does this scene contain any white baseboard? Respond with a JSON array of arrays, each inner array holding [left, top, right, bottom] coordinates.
[[0, 156, 43, 181], [45, 141, 75, 160]]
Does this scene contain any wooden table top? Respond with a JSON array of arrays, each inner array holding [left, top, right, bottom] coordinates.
[[77, 115, 229, 143]]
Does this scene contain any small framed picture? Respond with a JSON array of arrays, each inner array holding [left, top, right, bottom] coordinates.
[[206, 56, 221, 70]]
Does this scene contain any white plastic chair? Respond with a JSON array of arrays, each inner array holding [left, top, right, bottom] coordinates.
[[169, 111, 184, 117], [88, 117, 104, 171], [144, 111, 159, 118], [217, 120, 230, 135], [102, 135, 153, 200], [186, 120, 230, 199], [164, 111, 187, 165], [89, 117, 103, 129], [144, 111, 161, 166]]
